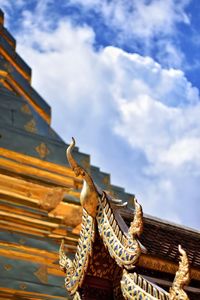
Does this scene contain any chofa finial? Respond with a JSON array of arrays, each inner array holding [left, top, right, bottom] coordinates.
[[169, 245, 190, 300], [66, 137, 82, 177], [128, 198, 143, 238], [66, 138, 98, 218]]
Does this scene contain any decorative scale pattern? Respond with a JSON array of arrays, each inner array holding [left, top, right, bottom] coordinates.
[[59, 208, 95, 295], [96, 192, 141, 269], [121, 270, 169, 300]]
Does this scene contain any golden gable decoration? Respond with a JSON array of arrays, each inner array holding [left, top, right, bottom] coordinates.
[[35, 142, 50, 159], [59, 138, 190, 300], [24, 118, 37, 133]]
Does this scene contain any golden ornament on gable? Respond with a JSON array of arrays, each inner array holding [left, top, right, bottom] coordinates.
[[35, 142, 50, 159], [19, 283, 27, 290], [24, 118, 37, 133], [4, 264, 13, 271], [3, 61, 14, 74], [59, 138, 191, 300], [21, 103, 32, 115], [34, 265, 48, 284]]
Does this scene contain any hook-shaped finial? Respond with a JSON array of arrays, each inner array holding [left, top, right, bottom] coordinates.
[[128, 197, 143, 238], [66, 137, 83, 177], [169, 245, 190, 300], [66, 137, 98, 217]]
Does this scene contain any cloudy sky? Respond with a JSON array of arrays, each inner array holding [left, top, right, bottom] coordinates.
[[1, 0, 200, 229]]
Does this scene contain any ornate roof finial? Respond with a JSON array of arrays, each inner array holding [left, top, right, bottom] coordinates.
[[59, 210, 95, 295], [169, 245, 190, 300], [66, 137, 98, 218], [59, 240, 70, 272], [128, 197, 143, 238], [61, 139, 191, 300]]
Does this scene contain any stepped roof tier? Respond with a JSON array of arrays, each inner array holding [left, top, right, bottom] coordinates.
[[0, 8, 199, 300]]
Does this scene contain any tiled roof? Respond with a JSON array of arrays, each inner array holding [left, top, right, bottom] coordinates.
[[122, 209, 200, 269]]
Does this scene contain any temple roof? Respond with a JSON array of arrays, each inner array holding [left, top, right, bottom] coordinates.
[[59, 140, 191, 300], [0, 83, 61, 140], [142, 216, 200, 269], [0, 8, 50, 122], [121, 208, 200, 271]]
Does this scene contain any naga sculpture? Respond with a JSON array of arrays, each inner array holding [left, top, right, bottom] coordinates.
[[169, 245, 190, 300], [59, 138, 190, 300]]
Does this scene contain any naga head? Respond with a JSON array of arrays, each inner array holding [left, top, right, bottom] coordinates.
[[66, 138, 98, 218], [66, 137, 84, 177]]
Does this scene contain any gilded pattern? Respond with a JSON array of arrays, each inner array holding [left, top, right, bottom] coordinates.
[[96, 191, 142, 270], [24, 118, 37, 133], [121, 270, 169, 300], [121, 246, 190, 300], [59, 208, 95, 295], [87, 235, 116, 279], [21, 103, 32, 115], [34, 265, 48, 284], [35, 142, 50, 159]]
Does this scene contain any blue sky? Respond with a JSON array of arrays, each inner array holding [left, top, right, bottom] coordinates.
[[1, 0, 200, 230]]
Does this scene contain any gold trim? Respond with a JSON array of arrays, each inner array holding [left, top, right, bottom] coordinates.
[[0, 147, 78, 180], [138, 254, 200, 281], [0, 70, 50, 124], [0, 172, 64, 207], [0, 76, 13, 91], [0, 156, 75, 188], [0, 47, 31, 81], [0, 242, 65, 277], [0, 210, 59, 228], [0, 287, 67, 300]]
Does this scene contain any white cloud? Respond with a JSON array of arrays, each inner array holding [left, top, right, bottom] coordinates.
[[5, 2, 199, 229], [2, 0, 192, 69], [69, 0, 190, 38], [68, 0, 190, 53], [66, 0, 191, 69]]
